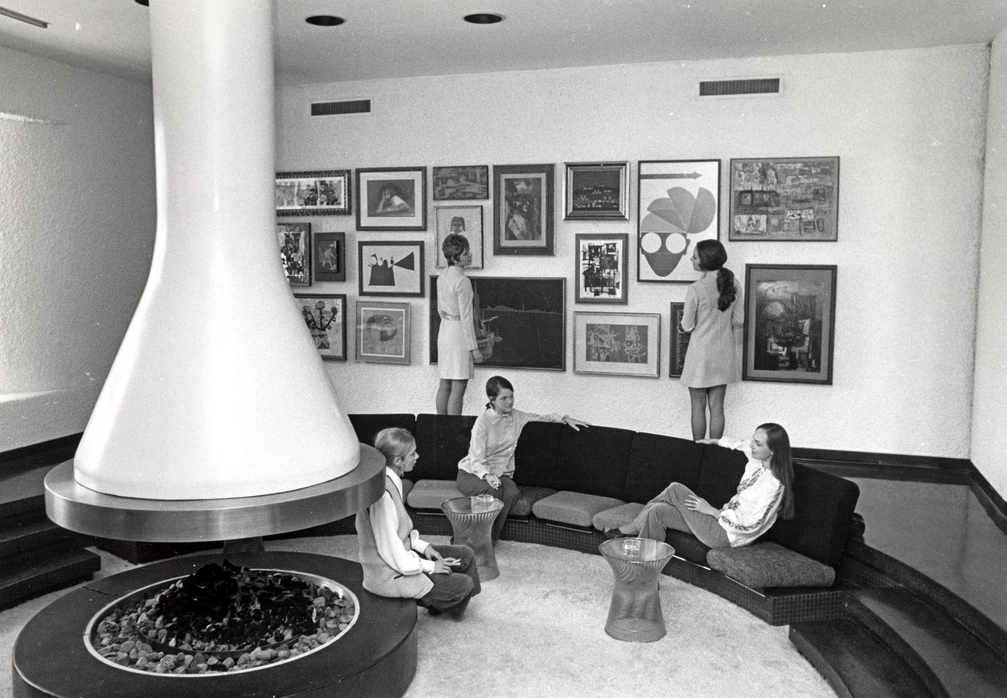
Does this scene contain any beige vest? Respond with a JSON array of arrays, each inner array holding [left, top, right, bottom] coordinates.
[[355, 474, 434, 599]]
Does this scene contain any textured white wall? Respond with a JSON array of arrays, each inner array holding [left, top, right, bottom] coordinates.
[[278, 45, 988, 460], [0, 47, 156, 452], [972, 30, 1007, 497]]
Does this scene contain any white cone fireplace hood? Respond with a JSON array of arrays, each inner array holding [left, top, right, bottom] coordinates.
[[45, 0, 381, 543]]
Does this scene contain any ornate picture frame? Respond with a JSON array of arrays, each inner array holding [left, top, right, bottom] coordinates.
[[356, 167, 427, 231], [277, 222, 311, 286], [743, 264, 837, 384], [493, 164, 554, 256], [575, 233, 628, 304], [312, 232, 346, 282], [294, 293, 347, 361], [358, 240, 424, 297], [355, 300, 411, 364], [564, 162, 629, 220], [573, 311, 661, 378], [637, 159, 720, 283], [729, 157, 840, 242], [275, 170, 351, 216]]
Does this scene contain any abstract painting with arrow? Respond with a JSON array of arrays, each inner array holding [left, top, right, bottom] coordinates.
[[357, 241, 425, 297], [636, 160, 720, 283]]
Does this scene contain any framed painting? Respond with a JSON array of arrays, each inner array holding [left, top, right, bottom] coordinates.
[[312, 232, 346, 282], [275, 170, 351, 216], [277, 222, 311, 286], [564, 162, 629, 220], [435, 205, 484, 269], [493, 164, 554, 255], [432, 165, 489, 200], [669, 301, 692, 378], [355, 300, 410, 364], [358, 240, 424, 297], [573, 312, 661, 378], [637, 159, 720, 283], [429, 276, 565, 371], [294, 293, 347, 361], [575, 233, 628, 304], [729, 157, 839, 241], [743, 264, 837, 385], [356, 167, 427, 231]]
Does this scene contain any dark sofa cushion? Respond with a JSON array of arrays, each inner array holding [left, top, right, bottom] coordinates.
[[516, 422, 633, 500], [696, 443, 748, 507], [707, 542, 836, 588], [763, 463, 860, 567], [623, 432, 705, 504], [348, 413, 416, 447], [513, 421, 564, 485], [414, 413, 477, 481]]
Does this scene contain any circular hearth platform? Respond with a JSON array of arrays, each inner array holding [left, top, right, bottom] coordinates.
[[12, 552, 417, 698]]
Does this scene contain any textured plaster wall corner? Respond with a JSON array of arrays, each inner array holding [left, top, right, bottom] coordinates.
[[0, 45, 156, 454], [280, 45, 988, 459], [971, 30, 1007, 499]]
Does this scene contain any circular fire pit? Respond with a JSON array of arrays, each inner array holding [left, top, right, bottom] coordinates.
[[13, 552, 417, 698]]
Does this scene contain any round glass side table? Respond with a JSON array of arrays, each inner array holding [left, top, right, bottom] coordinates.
[[441, 496, 505, 581], [599, 537, 676, 642]]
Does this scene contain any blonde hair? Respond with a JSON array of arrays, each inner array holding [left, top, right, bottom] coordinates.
[[373, 427, 416, 468]]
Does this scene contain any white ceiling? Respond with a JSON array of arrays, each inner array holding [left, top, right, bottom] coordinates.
[[0, 0, 1005, 86]]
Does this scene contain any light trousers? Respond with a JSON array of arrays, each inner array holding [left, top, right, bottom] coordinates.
[[629, 482, 731, 548]]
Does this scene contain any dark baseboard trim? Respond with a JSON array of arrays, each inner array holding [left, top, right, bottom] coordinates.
[[792, 445, 971, 472], [0, 433, 82, 475]]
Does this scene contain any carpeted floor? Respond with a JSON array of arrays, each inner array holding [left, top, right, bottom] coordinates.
[[0, 536, 836, 698]]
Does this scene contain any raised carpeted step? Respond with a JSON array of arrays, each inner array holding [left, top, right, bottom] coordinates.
[[0, 541, 100, 611], [0, 511, 70, 558], [789, 618, 936, 698], [855, 588, 1007, 698]]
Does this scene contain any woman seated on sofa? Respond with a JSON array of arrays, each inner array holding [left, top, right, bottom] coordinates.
[[605, 423, 795, 548], [357, 428, 481, 620], [457, 375, 590, 543]]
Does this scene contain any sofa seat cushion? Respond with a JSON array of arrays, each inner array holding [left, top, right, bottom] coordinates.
[[532, 490, 625, 528], [512, 486, 558, 518], [592, 502, 644, 531], [707, 542, 836, 588], [405, 479, 463, 510]]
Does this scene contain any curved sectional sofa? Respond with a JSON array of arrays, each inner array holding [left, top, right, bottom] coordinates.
[[346, 413, 862, 626]]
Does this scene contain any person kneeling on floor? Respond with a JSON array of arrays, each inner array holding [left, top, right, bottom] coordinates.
[[356, 428, 481, 620]]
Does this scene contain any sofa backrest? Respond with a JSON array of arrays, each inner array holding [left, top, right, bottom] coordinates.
[[515, 421, 634, 500], [623, 432, 706, 504], [696, 444, 749, 507], [414, 413, 477, 481], [348, 413, 416, 448], [763, 462, 860, 567]]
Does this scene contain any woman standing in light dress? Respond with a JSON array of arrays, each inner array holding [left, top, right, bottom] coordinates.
[[436, 234, 482, 415], [680, 239, 744, 441]]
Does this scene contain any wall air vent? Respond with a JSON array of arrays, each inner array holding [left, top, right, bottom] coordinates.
[[310, 99, 372, 116], [698, 77, 781, 98]]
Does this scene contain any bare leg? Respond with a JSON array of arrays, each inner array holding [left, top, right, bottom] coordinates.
[[707, 384, 727, 439], [436, 379, 452, 415], [446, 379, 468, 415], [688, 388, 708, 441]]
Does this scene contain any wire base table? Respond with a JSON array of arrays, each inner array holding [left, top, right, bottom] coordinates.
[[599, 538, 676, 642], [441, 496, 505, 581]]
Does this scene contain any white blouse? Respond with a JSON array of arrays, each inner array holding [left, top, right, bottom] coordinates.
[[715, 437, 784, 547]]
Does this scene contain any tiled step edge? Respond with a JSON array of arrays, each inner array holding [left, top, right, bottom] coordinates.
[[0, 512, 70, 558], [0, 543, 101, 611], [789, 618, 939, 698]]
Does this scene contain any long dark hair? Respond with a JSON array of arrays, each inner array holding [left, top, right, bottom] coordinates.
[[758, 422, 795, 520], [485, 375, 514, 410], [695, 239, 736, 312]]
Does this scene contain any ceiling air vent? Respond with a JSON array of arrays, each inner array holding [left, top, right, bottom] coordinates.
[[310, 98, 372, 116], [699, 77, 781, 98]]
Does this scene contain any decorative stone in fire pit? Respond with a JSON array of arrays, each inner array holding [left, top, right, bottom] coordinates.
[[13, 552, 416, 698]]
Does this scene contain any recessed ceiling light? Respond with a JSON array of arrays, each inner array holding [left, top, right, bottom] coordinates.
[[306, 15, 345, 27], [463, 13, 503, 25]]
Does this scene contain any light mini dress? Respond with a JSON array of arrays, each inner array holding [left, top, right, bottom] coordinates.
[[680, 273, 744, 388], [437, 265, 478, 380]]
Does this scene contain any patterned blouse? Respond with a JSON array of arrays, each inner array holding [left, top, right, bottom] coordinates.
[[715, 437, 784, 547]]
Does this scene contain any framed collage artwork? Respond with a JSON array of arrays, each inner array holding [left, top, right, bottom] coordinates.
[[356, 167, 427, 231], [575, 233, 628, 304], [277, 222, 310, 286], [294, 293, 347, 361], [572, 312, 661, 378], [275, 170, 350, 216], [355, 300, 410, 364], [358, 240, 424, 297], [729, 157, 839, 242], [434, 205, 484, 269], [637, 159, 720, 283], [493, 164, 554, 256], [743, 264, 837, 384]]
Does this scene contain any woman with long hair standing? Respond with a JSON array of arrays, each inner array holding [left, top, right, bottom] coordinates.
[[680, 239, 744, 441], [436, 234, 482, 415]]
